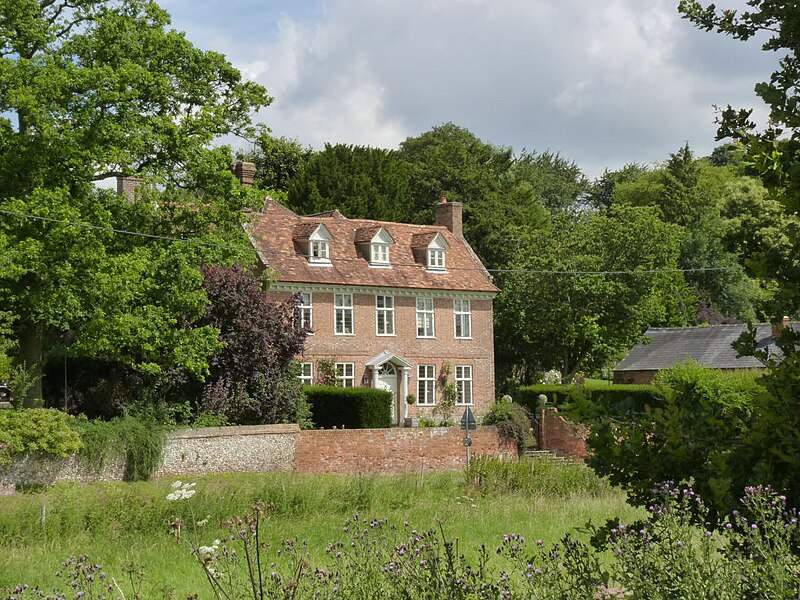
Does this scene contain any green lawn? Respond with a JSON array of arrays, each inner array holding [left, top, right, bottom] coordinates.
[[0, 470, 643, 598]]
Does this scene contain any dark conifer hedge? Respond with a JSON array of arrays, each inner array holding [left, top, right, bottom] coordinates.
[[303, 386, 392, 429]]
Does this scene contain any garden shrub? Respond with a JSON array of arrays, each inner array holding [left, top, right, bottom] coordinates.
[[586, 360, 764, 521], [0, 409, 83, 468], [75, 415, 167, 481], [481, 399, 533, 450], [303, 385, 392, 428]]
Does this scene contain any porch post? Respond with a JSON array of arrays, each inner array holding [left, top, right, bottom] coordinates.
[[401, 367, 410, 420], [372, 366, 379, 389]]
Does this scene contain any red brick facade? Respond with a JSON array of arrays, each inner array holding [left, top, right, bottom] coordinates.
[[296, 426, 517, 475], [247, 199, 499, 423]]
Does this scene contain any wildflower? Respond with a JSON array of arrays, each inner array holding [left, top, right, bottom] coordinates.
[[166, 481, 196, 501]]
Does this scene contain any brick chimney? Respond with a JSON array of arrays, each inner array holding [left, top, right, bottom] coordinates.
[[435, 196, 463, 237], [116, 176, 144, 202], [233, 161, 257, 187], [772, 315, 791, 338]]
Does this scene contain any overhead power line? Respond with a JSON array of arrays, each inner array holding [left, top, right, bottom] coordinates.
[[0, 208, 744, 276]]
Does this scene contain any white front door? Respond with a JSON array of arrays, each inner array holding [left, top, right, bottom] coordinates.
[[376, 363, 398, 424]]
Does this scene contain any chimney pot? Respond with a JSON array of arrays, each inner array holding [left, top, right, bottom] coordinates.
[[234, 161, 257, 187], [439, 196, 448, 204]]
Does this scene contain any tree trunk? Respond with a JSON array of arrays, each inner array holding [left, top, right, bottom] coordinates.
[[19, 320, 43, 406]]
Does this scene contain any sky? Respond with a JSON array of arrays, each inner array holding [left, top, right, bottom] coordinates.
[[159, 0, 779, 179]]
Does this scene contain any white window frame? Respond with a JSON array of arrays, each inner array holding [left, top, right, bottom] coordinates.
[[427, 247, 445, 270], [416, 297, 435, 338], [299, 362, 314, 386], [307, 224, 332, 264], [371, 242, 390, 265], [299, 292, 313, 333], [455, 365, 473, 406], [336, 362, 355, 387], [454, 299, 472, 339], [375, 295, 395, 336], [417, 364, 436, 406], [310, 240, 329, 261], [334, 293, 354, 335]]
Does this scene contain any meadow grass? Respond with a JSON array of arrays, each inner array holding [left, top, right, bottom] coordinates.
[[0, 468, 643, 598]]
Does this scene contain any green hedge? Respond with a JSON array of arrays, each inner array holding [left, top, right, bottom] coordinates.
[[303, 386, 392, 429], [0, 408, 83, 469], [516, 384, 662, 416]]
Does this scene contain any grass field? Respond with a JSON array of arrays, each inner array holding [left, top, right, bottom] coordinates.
[[0, 467, 643, 598]]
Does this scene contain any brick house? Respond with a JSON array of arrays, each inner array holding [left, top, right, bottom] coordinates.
[[244, 197, 499, 424]]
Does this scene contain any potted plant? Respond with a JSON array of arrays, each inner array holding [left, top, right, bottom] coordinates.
[[404, 394, 418, 427]]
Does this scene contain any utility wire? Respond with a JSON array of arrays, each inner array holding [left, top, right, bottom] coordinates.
[[0, 208, 744, 276], [0, 208, 255, 253]]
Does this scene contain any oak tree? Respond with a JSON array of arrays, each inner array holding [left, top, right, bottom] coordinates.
[[0, 0, 270, 402]]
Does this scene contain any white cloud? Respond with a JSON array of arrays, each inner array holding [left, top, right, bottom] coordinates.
[[161, 0, 779, 178]]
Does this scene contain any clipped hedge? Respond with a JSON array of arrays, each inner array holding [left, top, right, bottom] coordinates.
[[303, 386, 392, 429], [516, 384, 662, 416]]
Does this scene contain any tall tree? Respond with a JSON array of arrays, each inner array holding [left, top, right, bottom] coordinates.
[[238, 131, 313, 194], [0, 0, 270, 402], [495, 207, 692, 384], [587, 163, 649, 214], [679, 1, 800, 505], [196, 266, 307, 425], [397, 123, 514, 231], [680, 0, 800, 312], [504, 150, 588, 213], [287, 143, 414, 222]]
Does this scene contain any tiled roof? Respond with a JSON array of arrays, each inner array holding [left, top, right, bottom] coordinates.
[[411, 232, 439, 248], [614, 323, 797, 372], [354, 225, 383, 244], [292, 222, 320, 239], [245, 199, 498, 293]]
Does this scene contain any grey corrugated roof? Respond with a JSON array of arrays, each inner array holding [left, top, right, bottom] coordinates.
[[614, 323, 794, 372]]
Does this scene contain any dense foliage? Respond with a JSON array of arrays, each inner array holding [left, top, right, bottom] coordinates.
[[582, 361, 765, 522], [75, 414, 168, 481], [303, 385, 392, 429], [496, 207, 693, 382], [287, 143, 414, 222], [481, 400, 534, 450], [0, 0, 270, 403], [195, 266, 307, 425], [0, 408, 82, 468]]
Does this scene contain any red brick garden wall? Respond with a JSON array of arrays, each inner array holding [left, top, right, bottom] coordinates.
[[538, 408, 590, 460], [296, 426, 517, 475]]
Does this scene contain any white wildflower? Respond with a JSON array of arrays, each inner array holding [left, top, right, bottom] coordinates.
[[166, 481, 197, 501]]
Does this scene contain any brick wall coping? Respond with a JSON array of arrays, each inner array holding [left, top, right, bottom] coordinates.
[[168, 423, 300, 440]]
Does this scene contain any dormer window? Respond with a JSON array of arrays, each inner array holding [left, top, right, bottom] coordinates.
[[296, 223, 332, 265], [426, 233, 448, 271], [370, 227, 393, 266], [356, 226, 394, 267]]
